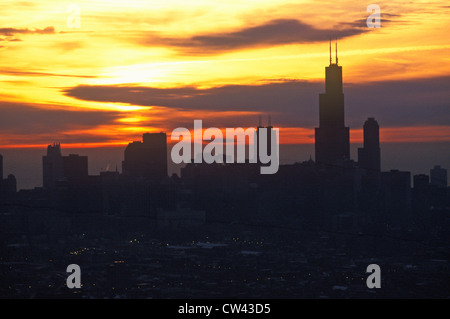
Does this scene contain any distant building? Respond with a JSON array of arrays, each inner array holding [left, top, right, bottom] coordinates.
[[2, 174, 17, 195], [43, 144, 89, 189], [122, 132, 168, 182], [315, 42, 350, 166], [63, 154, 88, 183], [430, 165, 447, 188], [413, 174, 429, 190], [42, 143, 64, 189], [381, 170, 412, 217], [358, 117, 381, 172], [0, 154, 17, 197]]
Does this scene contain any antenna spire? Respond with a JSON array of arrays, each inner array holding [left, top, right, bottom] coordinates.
[[329, 38, 332, 65], [335, 38, 338, 65]]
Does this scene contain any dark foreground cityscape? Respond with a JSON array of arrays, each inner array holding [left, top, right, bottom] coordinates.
[[0, 53, 449, 299]]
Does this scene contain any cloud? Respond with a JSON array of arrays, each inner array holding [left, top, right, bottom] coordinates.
[[0, 102, 120, 135], [345, 76, 450, 127], [0, 26, 55, 36], [338, 13, 412, 29], [1, 67, 98, 78], [63, 76, 450, 129], [0, 26, 55, 43], [63, 81, 319, 126], [142, 19, 369, 54]]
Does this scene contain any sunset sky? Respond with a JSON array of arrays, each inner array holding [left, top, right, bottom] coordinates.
[[1, 0, 450, 149]]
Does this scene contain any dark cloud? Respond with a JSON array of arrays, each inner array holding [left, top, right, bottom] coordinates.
[[63, 81, 320, 127], [63, 76, 450, 129], [338, 13, 412, 29], [0, 26, 55, 36], [0, 26, 55, 43], [345, 77, 450, 128], [0, 102, 120, 135], [142, 19, 369, 54]]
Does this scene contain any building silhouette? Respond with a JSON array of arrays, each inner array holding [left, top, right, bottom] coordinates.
[[315, 41, 350, 166], [0, 154, 17, 197], [43, 144, 89, 188], [63, 154, 88, 183], [122, 132, 168, 182], [413, 174, 429, 190], [2, 174, 17, 196], [3, 45, 450, 299], [381, 170, 412, 220], [42, 143, 64, 189], [430, 165, 447, 188], [358, 117, 381, 172]]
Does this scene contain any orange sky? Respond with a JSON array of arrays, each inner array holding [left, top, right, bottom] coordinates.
[[1, 0, 450, 148]]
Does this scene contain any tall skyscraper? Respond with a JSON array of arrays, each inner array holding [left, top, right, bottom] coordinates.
[[122, 132, 168, 182], [358, 117, 381, 172], [43, 143, 64, 189], [315, 41, 350, 166]]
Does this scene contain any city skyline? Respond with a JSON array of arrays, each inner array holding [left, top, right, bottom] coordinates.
[[1, 2, 449, 299], [0, 51, 448, 191]]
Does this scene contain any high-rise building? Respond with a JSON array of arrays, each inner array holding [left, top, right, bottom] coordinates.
[[43, 144, 89, 188], [315, 41, 350, 166], [430, 165, 447, 188], [122, 132, 168, 182], [358, 117, 381, 172], [63, 154, 88, 183], [43, 143, 64, 189]]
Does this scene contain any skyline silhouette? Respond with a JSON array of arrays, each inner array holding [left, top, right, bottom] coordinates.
[[1, 53, 449, 299], [1, 1, 450, 299], [1, 42, 448, 191]]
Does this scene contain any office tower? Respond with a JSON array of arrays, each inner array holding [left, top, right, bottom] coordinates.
[[63, 154, 88, 183], [430, 165, 447, 188], [43, 143, 64, 189], [358, 117, 381, 172], [315, 41, 350, 166], [122, 132, 168, 182]]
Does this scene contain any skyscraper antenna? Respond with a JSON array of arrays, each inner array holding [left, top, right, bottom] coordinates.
[[259, 115, 262, 127], [335, 38, 338, 65], [268, 114, 272, 127], [329, 38, 332, 65]]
